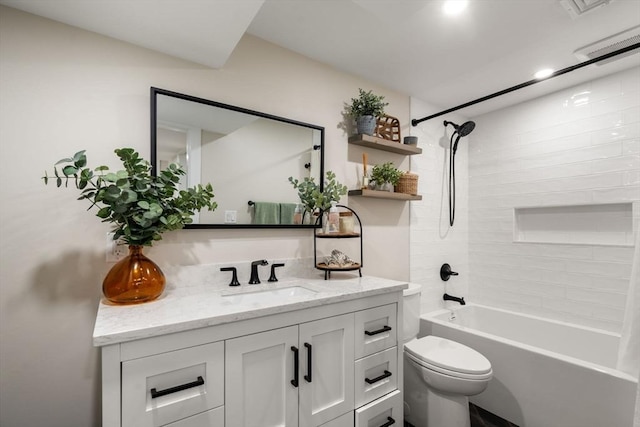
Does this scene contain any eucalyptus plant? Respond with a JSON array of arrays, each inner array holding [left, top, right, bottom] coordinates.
[[288, 170, 348, 213], [43, 148, 217, 246], [348, 88, 389, 118]]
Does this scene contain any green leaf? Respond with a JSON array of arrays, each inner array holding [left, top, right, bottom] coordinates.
[[104, 173, 119, 182], [55, 157, 73, 165], [97, 207, 111, 218], [62, 165, 78, 176], [138, 200, 150, 209]]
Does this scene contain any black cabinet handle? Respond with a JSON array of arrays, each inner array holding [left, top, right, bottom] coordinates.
[[150, 376, 204, 399], [304, 342, 312, 383], [364, 325, 392, 336], [291, 346, 299, 387], [365, 370, 392, 384], [380, 416, 396, 427]]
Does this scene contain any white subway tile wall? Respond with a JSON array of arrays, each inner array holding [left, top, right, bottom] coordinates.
[[409, 98, 470, 314], [468, 66, 640, 332]]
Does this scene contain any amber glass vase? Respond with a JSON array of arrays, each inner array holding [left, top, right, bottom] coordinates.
[[102, 245, 166, 305]]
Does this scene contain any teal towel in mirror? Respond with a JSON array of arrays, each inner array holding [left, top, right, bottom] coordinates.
[[280, 203, 297, 225], [253, 202, 280, 224]]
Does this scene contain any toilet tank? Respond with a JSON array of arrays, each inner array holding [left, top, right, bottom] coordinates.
[[403, 283, 422, 342]]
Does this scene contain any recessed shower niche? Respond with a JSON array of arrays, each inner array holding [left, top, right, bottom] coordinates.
[[514, 202, 635, 246]]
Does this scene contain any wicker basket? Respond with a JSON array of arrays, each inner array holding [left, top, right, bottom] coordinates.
[[375, 114, 401, 143], [395, 172, 418, 195]]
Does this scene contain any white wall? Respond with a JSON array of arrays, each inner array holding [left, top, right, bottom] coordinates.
[[409, 98, 470, 314], [469, 66, 640, 332], [0, 7, 410, 426]]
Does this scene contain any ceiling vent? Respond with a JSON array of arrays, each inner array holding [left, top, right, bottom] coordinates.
[[559, 0, 613, 18], [574, 25, 640, 66]]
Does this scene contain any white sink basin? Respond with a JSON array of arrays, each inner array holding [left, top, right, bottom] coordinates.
[[222, 286, 317, 304]]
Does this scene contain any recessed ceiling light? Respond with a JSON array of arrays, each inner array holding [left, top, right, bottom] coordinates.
[[443, 0, 469, 16], [534, 68, 554, 79]]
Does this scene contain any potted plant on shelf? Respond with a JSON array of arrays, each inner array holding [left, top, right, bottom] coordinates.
[[43, 148, 217, 305], [348, 88, 389, 136], [370, 162, 403, 192], [288, 170, 348, 225]]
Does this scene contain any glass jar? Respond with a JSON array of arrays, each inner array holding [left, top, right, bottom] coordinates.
[[339, 212, 355, 234]]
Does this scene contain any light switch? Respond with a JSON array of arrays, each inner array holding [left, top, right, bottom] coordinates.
[[224, 210, 237, 224]]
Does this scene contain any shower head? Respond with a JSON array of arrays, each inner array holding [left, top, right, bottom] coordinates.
[[444, 120, 476, 137], [444, 120, 476, 154]]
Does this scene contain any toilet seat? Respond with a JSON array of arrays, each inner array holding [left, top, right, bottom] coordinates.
[[405, 336, 492, 380]]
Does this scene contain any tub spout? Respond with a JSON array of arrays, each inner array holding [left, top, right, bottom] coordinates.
[[443, 293, 466, 305]]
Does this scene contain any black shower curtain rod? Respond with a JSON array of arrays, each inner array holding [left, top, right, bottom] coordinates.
[[411, 42, 640, 126]]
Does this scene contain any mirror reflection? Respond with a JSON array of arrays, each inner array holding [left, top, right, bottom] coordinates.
[[151, 88, 324, 228]]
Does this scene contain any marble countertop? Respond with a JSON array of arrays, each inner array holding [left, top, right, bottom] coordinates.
[[93, 275, 408, 346]]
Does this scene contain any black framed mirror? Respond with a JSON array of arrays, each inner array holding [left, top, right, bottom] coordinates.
[[151, 87, 324, 229]]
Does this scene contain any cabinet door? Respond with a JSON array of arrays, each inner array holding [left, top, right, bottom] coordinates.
[[299, 313, 355, 427], [226, 326, 299, 427]]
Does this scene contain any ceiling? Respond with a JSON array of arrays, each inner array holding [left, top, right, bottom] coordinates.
[[2, 0, 639, 118]]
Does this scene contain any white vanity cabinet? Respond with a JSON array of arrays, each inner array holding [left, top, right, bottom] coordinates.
[[95, 277, 406, 427], [226, 313, 354, 427]]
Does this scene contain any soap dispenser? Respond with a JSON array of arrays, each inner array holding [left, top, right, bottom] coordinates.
[[293, 204, 302, 225], [328, 202, 339, 233]]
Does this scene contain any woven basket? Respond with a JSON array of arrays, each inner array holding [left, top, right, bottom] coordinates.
[[395, 172, 418, 195], [375, 114, 401, 143]]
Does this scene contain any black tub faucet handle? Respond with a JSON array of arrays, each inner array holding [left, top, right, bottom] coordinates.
[[440, 263, 459, 281]]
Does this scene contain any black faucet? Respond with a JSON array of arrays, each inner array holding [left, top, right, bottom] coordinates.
[[268, 263, 285, 282], [249, 259, 269, 284], [443, 293, 466, 305]]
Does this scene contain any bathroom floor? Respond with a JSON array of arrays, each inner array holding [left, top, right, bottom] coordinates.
[[404, 403, 519, 427], [469, 403, 519, 427]]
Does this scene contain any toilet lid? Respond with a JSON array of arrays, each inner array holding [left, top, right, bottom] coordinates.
[[404, 335, 491, 375]]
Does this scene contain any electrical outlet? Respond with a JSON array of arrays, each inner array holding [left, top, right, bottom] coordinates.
[[106, 232, 127, 262]]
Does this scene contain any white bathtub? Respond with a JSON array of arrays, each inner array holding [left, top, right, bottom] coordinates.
[[420, 303, 637, 427]]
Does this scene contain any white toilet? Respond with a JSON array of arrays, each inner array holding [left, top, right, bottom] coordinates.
[[403, 283, 493, 427]]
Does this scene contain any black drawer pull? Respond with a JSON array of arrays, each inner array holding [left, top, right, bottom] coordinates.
[[364, 325, 392, 336], [291, 346, 299, 387], [150, 376, 204, 399], [380, 416, 395, 427], [365, 370, 392, 384], [304, 342, 312, 383]]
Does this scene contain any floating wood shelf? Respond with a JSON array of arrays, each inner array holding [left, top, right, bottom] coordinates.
[[348, 134, 422, 155], [348, 189, 422, 201]]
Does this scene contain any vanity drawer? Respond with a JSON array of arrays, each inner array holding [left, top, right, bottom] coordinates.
[[355, 390, 402, 427], [354, 304, 397, 359], [122, 341, 224, 427], [320, 411, 354, 427], [354, 347, 398, 408], [163, 406, 224, 427]]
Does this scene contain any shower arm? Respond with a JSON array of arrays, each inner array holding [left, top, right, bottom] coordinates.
[[411, 42, 640, 126]]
